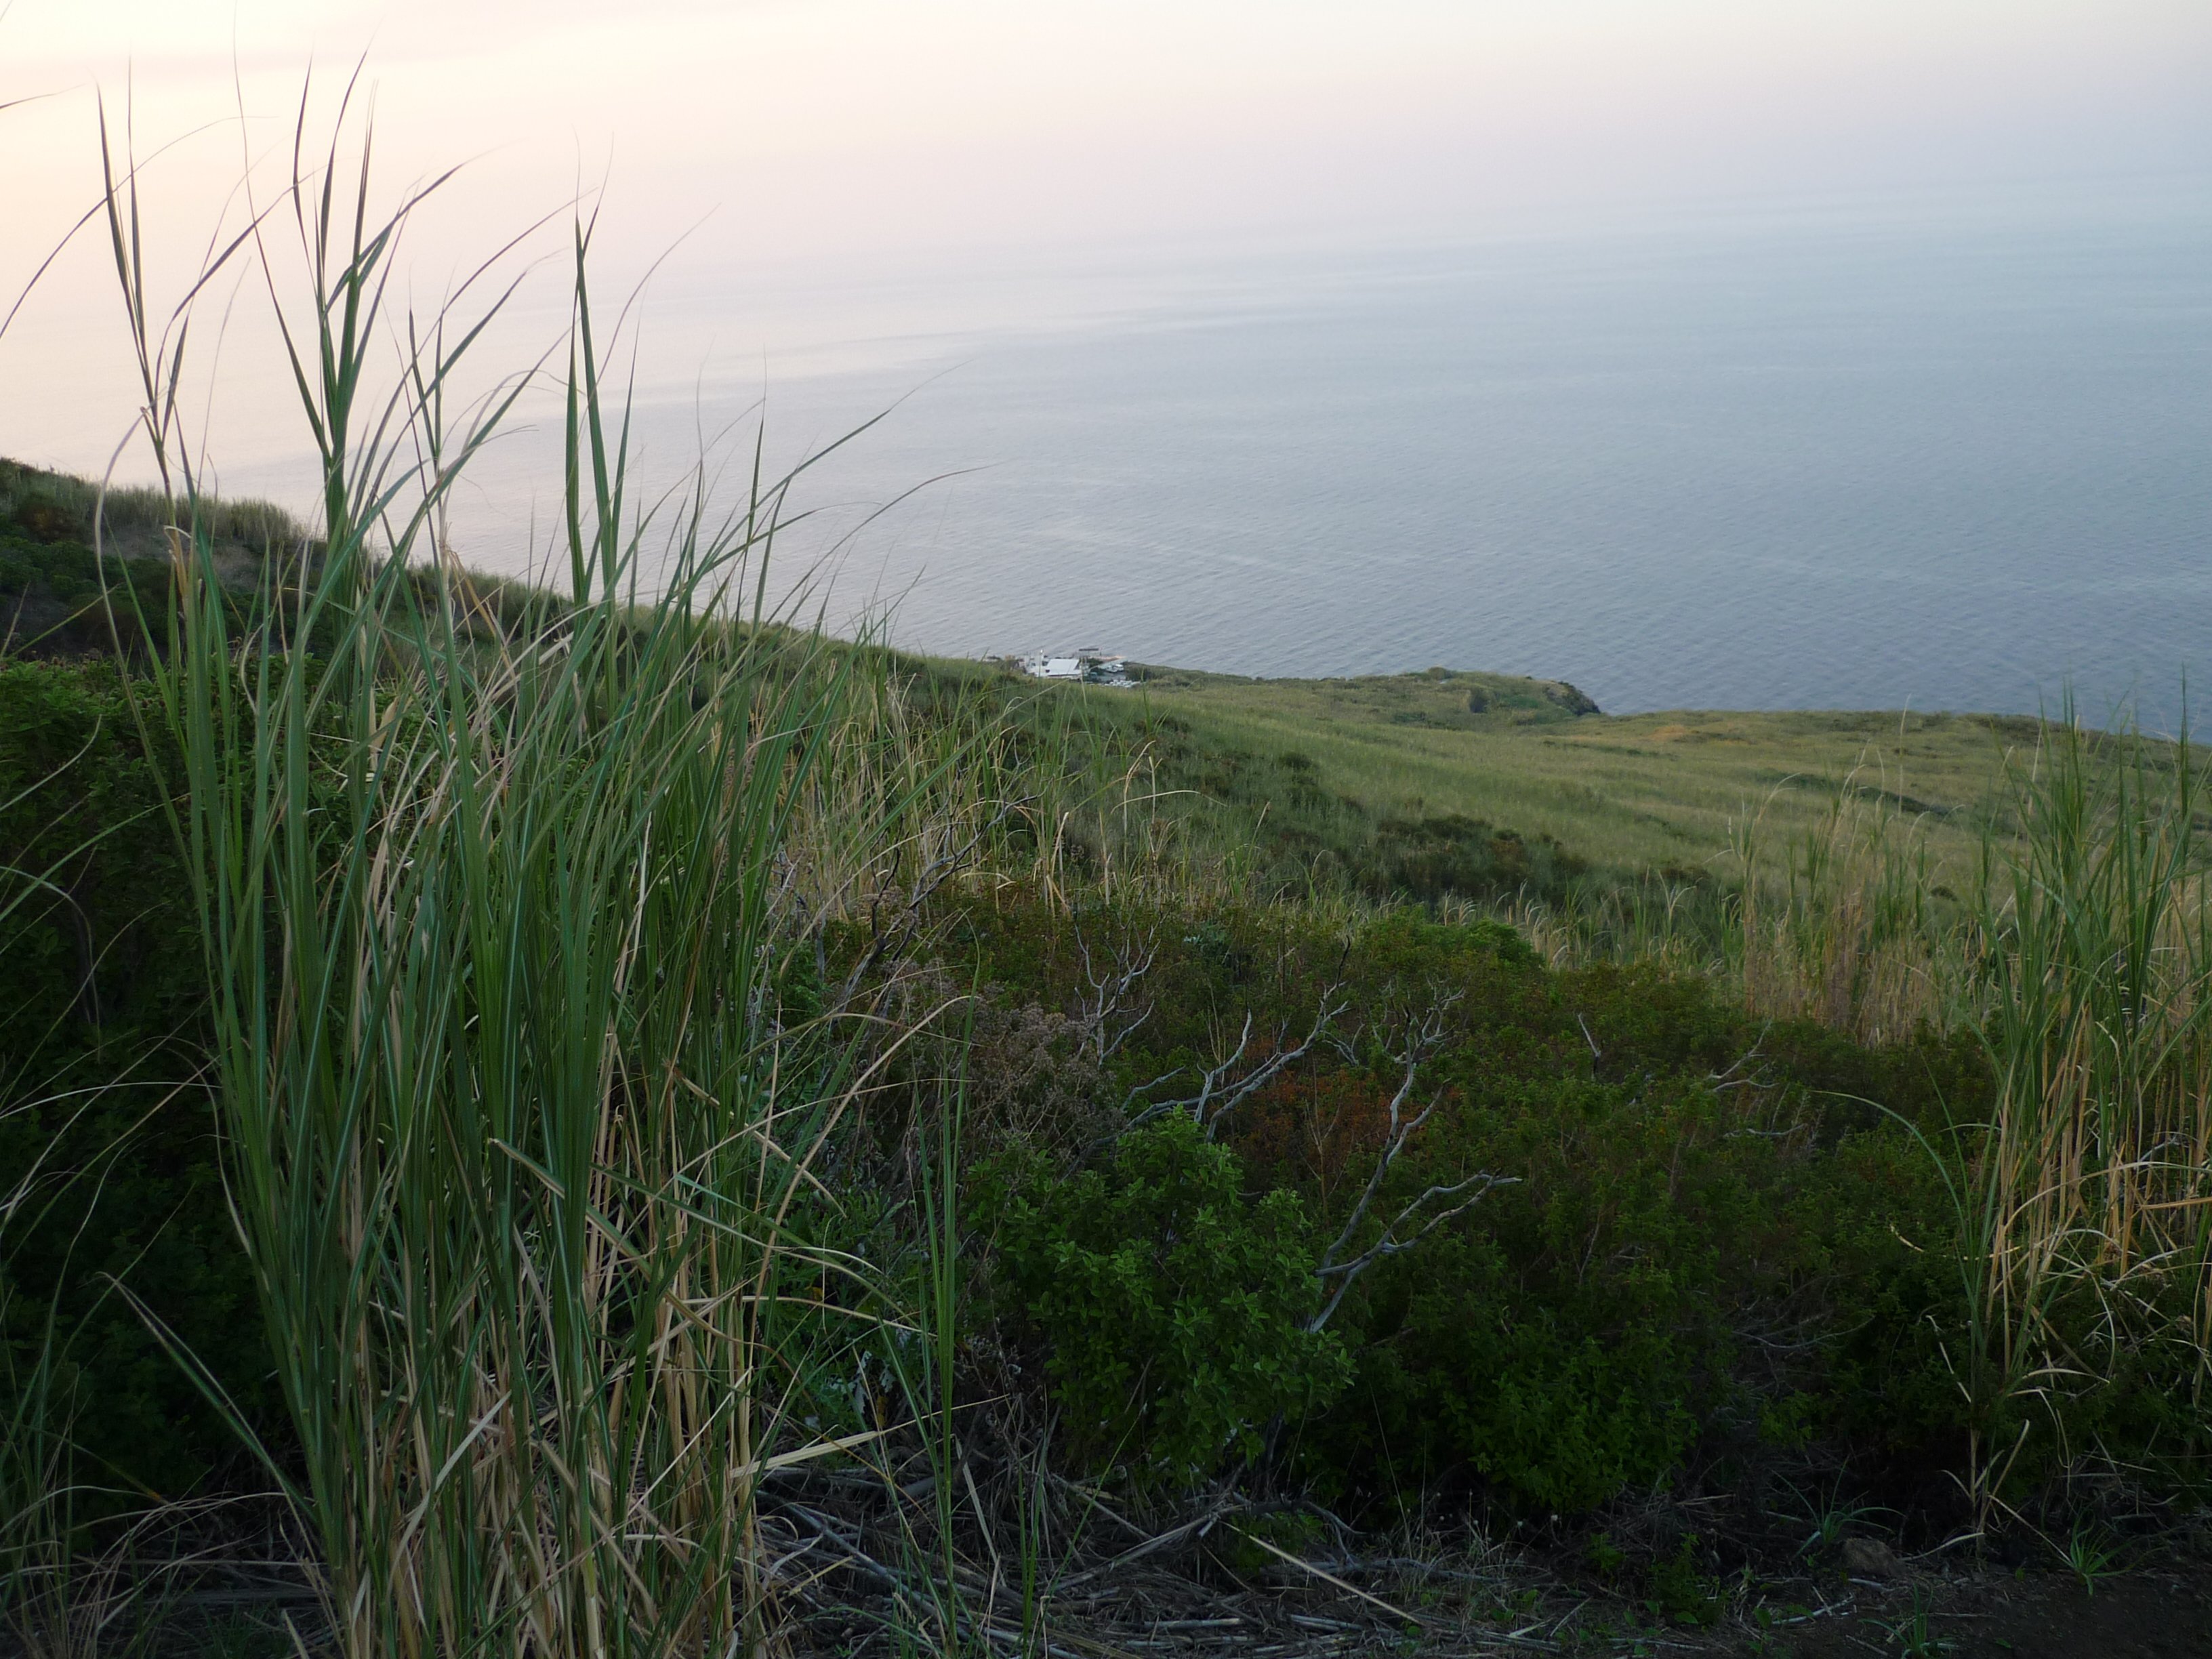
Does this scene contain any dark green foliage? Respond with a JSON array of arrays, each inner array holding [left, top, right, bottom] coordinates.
[[1261, 949, 1988, 1517], [980, 1114, 1352, 1490], [1643, 1534, 1722, 1626], [0, 1082, 277, 1502], [0, 659, 276, 1502], [2, 462, 179, 658], [1301, 1067, 1744, 1513], [1305, 1067, 1959, 1515], [1364, 814, 1586, 905], [0, 660, 202, 1056], [0, 529, 180, 659], [947, 899, 2026, 1521]]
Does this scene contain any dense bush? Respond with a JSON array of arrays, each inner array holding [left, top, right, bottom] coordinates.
[[945, 901, 2026, 1521], [1, 659, 274, 1502], [0, 660, 202, 1054], [0, 530, 180, 659], [980, 1113, 1351, 1491], [0, 1082, 276, 1504], [1293, 1069, 1966, 1515], [1364, 814, 1585, 906]]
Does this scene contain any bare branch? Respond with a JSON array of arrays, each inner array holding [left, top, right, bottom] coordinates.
[[1071, 916, 1158, 1063], [1708, 1023, 1774, 1090], [1126, 986, 1351, 1138], [830, 819, 990, 1017], [1308, 1173, 1506, 1332], [1303, 989, 1510, 1332], [1576, 1012, 1602, 1065]]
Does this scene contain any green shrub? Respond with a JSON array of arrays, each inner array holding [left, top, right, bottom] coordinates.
[[0, 1083, 276, 1502], [1293, 1017, 1975, 1517], [1, 659, 276, 1501], [955, 899, 2014, 1519], [1643, 1533, 1721, 1626], [1307, 1073, 1740, 1513], [0, 532, 184, 659], [981, 1114, 1351, 1490], [1366, 814, 1585, 906]]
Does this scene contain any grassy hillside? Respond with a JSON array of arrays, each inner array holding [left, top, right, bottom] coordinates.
[[1118, 661, 2030, 879], [0, 453, 2109, 912], [891, 651, 2089, 1025]]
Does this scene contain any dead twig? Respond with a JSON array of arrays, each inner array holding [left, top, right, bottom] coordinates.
[[1128, 987, 1351, 1139], [1227, 1528, 1429, 1631], [1073, 916, 1160, 1063], [1306, 995, 1511, 1332]]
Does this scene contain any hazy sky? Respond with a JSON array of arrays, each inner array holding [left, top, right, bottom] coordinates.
[[11, 1, 2211, 254], [4, 1, 2209, 476]]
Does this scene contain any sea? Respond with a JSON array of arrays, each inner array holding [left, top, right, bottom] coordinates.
[[224, 180, 2212, 722]]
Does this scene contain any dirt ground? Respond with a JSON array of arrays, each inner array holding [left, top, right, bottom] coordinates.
[[1059, 1536, 2212, 1659], [1738, 1562, 2212, 1658]]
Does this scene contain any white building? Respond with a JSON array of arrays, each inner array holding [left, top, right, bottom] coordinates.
[[1015, 649, 1134, 687]]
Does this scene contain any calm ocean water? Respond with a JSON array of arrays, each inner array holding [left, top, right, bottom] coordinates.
[[259, 187, 2212, 720]]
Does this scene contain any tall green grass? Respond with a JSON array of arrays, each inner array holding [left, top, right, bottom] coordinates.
[[1481, 758, 1971, 1042], [94, 95, 958, 1656], [1728, 760, 1973, 1043], [1662, 715, 2212, 1525], [1951, 712, 2212, 1521]]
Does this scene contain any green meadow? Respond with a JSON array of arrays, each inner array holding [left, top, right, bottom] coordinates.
[[1015, 660, 2039, 879]]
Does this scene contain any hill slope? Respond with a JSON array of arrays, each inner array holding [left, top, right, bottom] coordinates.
[[0, 453, 2107, 911], [1123, 663, 2028, 875], [923, 654, 2045, 922]]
